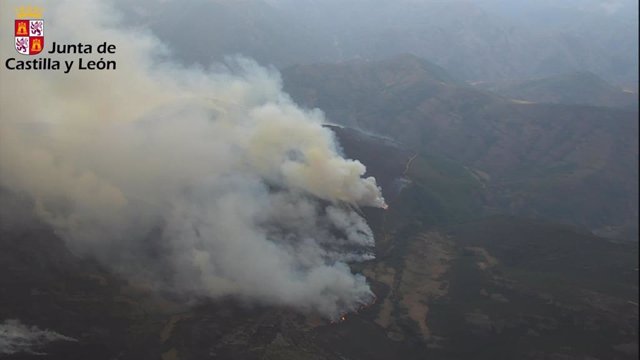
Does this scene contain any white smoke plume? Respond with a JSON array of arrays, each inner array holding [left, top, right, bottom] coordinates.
[[0, 0, 385, 318], [0, 319, 77, 355]]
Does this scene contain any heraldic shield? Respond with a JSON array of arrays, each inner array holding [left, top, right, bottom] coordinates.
[[15, 9, 44, 55]]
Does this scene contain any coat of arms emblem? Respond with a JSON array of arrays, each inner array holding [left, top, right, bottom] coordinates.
[[14, 6, 44, 55]]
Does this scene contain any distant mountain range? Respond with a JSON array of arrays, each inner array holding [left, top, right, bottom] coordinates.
[[282, 54, 639, 240], [135, 0, 638, 86]]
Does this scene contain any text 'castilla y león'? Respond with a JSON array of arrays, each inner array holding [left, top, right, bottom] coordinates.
[[5, 42, 118, 74]]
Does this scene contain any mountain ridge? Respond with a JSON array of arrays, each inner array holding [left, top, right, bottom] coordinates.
[[282, 56, 639, 240]]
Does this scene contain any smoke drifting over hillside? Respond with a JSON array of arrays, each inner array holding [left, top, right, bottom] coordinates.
[[0, 0, 385, 317], [0, 320, 77, 355]]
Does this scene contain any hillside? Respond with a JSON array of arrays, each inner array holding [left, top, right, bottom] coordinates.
[[282, 55, 639, 240], [1, 127, 637, 359], [475, 72, 638, 109]]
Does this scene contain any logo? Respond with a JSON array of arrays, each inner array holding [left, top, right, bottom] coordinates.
[[5, 5, 118, 74], [14, 6, 44, 55]]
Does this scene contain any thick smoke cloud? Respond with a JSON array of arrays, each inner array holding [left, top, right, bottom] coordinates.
[[0, 0, 385, 317]]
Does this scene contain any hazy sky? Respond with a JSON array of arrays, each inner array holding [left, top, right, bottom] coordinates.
[[126, 0, 638, 85]]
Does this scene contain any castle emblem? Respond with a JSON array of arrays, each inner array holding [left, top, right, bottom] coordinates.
[[14, 6, 44, 55]]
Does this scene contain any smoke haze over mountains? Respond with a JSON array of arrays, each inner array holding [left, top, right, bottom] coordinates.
[[130, 0, 638, 87], [0, 1, 637, 359]]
